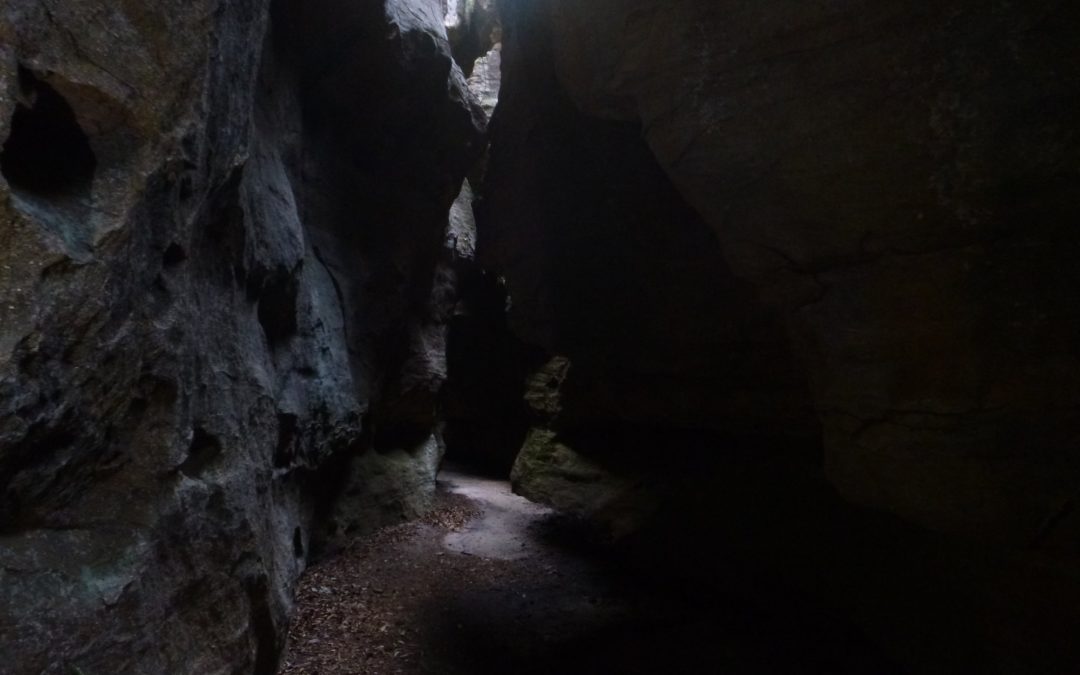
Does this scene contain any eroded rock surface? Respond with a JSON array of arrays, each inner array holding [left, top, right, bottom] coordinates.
[[0, 0, 482, 672], [481, 0, 820, 527], [484, 0, 1080, 671], [527, 0, 1080, 545]]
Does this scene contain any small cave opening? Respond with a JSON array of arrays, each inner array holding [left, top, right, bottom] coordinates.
[[177, 427, 223, 479], [255, 273, 300, 348], [0, 69, 96, 199]]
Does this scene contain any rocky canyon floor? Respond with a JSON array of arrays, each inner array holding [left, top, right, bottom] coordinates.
[[279, 467, 896, 675]]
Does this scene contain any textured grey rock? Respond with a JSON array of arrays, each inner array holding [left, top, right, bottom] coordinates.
[[485, 0, 1080, 671], [535, 0, 1080, 546], [467, 46, 501, 120], [330, 432, 445, 537], [489, 0, 1080, 542], [481, 0, 819, 445], [447, 180, 478, 260], [509, 356, 657, 539], [0, 0, 482, 672]]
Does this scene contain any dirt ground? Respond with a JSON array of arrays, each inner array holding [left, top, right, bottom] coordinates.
[[279, 469, 895, 675]]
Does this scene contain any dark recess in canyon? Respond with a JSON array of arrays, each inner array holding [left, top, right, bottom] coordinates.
[[1, 69, 96, 199], [1, 0, 1080, 673]]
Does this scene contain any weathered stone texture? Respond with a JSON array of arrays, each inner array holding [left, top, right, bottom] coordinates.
[[532, 0, 1080, 545], [0, 0, 482, 672], [485, 0, 1080, 671]]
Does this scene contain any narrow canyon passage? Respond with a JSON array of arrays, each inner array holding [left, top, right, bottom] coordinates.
[[281, 466, 897, 675], [1, 0, 1079, 673]]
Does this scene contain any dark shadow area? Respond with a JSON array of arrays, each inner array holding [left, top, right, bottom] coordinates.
[[0, 68, 100, 257], [441, 267, 545, 477], [1, 68, 96, 198], [413, 508, 902, 675]]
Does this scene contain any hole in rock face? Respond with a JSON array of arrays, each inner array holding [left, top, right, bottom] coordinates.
[[178, 427, 223, 478], [163, 243, 188, 267], [0, 69, 96, 198], [245, 573, 282, 675], [256, 272, 300, 347], [293, 527, 305, 558], [274, 413, 299, 469]]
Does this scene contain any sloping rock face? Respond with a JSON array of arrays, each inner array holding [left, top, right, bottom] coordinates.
[[486, 0, 1080, 670], [482, 0, 820, 520], [0, 0, 482, 672], [512, 0, 1080, 547]]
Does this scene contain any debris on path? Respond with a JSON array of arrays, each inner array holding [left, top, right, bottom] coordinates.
[[279, 468, 881, 675]]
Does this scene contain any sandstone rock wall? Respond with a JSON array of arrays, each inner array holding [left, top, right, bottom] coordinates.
[[488, 0, 1080, 549], [530, 0, 1080, 546], [0, 0, 481, 672], [481, 0, 821, 532], [484, 0, 1080, 670]]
